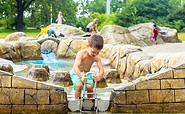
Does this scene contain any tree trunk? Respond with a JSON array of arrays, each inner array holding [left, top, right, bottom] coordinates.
[[16, 0, 23, 31]]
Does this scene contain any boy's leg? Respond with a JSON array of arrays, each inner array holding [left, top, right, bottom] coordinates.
[[86, 84, 94, 98], [75, 81, 83, 99], [150, 37, 153, 43], [51, 29, 57, 38], [154, 37, 157, 45], [48, 29, 52, 37], [86, 73, 94, 98]]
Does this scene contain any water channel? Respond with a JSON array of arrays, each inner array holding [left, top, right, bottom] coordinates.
[[13, 51, 126, 113]]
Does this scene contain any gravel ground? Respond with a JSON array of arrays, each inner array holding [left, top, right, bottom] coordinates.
[[141, 42, 185, 56]]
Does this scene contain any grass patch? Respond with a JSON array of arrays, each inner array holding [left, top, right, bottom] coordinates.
[[178, 32, 185, 41], [0, 29, 40, 39]]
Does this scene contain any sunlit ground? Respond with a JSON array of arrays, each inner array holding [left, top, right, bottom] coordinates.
[[0, 28, 39, 39], [178, 32, 185, 41]]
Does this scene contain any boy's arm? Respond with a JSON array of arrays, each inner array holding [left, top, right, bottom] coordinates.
[[73, 51, 86, 82], [36, 33, 41, 38], [36, 30, 43, 38], [93, 56, 104, 82]]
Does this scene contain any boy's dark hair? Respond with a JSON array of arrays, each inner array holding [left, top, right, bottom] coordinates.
[[88, 34, 104, 50]]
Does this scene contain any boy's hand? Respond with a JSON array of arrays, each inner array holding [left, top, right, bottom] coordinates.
[[82, 75, 87, 82], [92, 75, 100, 82]]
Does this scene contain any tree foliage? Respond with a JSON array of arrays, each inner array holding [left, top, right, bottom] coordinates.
[[0, 0, 77, 30], [87, 0, 106, 13], [1, 0, 185, 32], [113, 0, 185, 31]]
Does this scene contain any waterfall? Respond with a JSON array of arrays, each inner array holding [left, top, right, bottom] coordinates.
[[41, 49, 60, 70]]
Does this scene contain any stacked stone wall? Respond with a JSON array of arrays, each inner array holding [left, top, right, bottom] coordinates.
[[110, 62, 185, 113], [0, 70, 67, 113]]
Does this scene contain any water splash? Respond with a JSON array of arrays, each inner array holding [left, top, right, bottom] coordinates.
[[41, 50, 72, 70], [42, 52, 56, 60]]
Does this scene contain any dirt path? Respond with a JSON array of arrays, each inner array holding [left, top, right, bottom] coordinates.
[[141, 42, 185, 56]]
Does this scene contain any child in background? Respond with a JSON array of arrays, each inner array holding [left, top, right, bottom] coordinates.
[[86, 19, 98, 33], [70, 34, 104, 99], [56, 11, 65, 24], [37, 25, 57, 38], [150, 23, 158, 45]]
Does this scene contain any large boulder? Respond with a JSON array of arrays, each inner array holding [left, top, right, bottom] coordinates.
[[105, 69, 122, 83], [0, 58, 27, 73], [49, 71, 72, 87], [128, 22, 181, 47], [97, 78, 108, 88], [56, 38, 87, 58], [38, 24, 85, 39], [128, 22, 164, 46], [99, 25, 138, 45], [5, 32, 26, 42], [0, 41, 42, 62], [159, 27, 181, 43], [0, 42, 22, 62], [27, 68, 50, 81], [125, 51, 152, 80], [0, 64, 13, 74], [133, 59, 151, 79], [151, 52, 185, 74], [40, 40, 59, 54], [0, 42, 15, 60], [32, 64, 50, 73], [20, 41, 42, 60]]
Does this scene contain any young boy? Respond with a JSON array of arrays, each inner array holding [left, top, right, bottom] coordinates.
[[70, 34, 104, 99], [150, 23, 158, 45], [37, 25, 57, 38]]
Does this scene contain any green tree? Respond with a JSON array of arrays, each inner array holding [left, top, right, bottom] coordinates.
[[77, 0, 126, 16], [16, 0, 35, 31], [76, 12, 116, 31], [26, 0, 77, 27], [0, 0, 18, 29], [0, 0, 77, 30], [87, 0, 106, 13], [115, 0, 172, 27]]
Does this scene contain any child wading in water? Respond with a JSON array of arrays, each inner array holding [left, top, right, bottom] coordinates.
[[70, 34, 104, 99]]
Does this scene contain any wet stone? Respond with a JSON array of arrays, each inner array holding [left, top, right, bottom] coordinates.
[[49, 71, 72, 87], [105, 69, 122, 83], [27, 68, 50, 81]]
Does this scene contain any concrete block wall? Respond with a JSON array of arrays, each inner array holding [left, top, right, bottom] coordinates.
[[110, 62, 185, 113], [0, 70, 68, 114]]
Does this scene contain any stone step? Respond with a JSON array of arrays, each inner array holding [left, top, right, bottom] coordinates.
[[66, 83, 123, 113], [68, 98, 110, 112], [67, 87, 111, 112]]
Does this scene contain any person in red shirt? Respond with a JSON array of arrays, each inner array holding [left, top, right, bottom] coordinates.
[[150, 23, 158, 45]]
